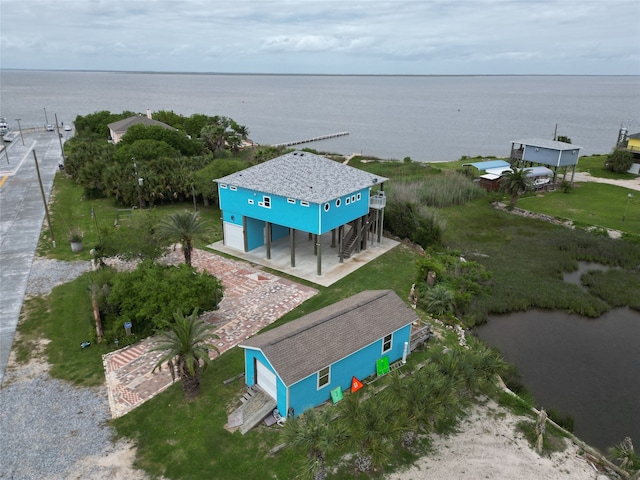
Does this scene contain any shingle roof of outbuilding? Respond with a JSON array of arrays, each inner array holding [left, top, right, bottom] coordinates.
[[511, 138, 582, 151], [239, 290, 417, 386], [215, 151, 388, 204], [107, 115, 174, 133]]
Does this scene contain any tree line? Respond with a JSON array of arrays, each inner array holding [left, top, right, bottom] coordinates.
[[65, 110, 284, 207]]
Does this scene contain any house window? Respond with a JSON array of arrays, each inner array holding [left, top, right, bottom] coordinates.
[[335, 198, 341, 207], [318, 366, 330, 389], [220, 183, 227, 189], [301, 201, 309, 207], [324, 203, 330, 212], [230, 186, 237, 191], [351, 195, 356, 203], [356, 193, 361, 201], [346, 197, 350, 205], [382, 334, 392, 353], [248, 199, 254, 205], [262, 196, 271, 208], [287, 198, 296, 204]]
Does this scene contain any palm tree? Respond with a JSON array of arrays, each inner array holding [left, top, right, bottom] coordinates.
[[421, 284, 457, 317], [282, 407, 347, 480], [157, 210, 208, 266], [500, 167, 535, 209], [151, 308, 218, 399], [608, 437, 640, 476], [338, 393, 404, 473]]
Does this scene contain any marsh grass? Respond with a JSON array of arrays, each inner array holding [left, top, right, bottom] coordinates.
[[516, 420, 568, 455], [386, 172, 485, 208], [582, 269, 640, 310]]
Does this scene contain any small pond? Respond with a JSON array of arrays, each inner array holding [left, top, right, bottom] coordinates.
[[475, 262, 640, 452]]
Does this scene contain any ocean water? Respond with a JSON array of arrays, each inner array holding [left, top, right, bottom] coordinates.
[[1, 70, 638, 161]]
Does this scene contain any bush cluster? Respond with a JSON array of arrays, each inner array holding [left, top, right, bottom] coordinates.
[[91, 261, 223, 344], [285, 338, 507, 476]]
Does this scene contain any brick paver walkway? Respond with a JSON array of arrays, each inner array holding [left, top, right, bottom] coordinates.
[[103, 249, 318, 418]]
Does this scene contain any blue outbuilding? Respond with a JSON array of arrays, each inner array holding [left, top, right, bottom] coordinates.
[[510, 138, 582, 185], [214, 151, 388, 276], [238, 290, 418, 418]]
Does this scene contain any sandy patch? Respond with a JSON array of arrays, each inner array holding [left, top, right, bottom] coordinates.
[[387, 400, 602, 480], [65, 440, 151, 480]]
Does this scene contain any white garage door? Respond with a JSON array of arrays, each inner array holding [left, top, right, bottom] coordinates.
[[256, 360, 277, 400], [223, 222, 244, 251]]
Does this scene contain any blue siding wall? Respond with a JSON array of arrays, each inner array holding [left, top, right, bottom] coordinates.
[[219, 185, 320, 233], [287, 324, 412, 417], [218, 184, 373, 236], [522, 146, 579, 168], [243, 348, 288, 414], [272, 224, 289, 241], [319, 187, 371, 233], [558, 149, 580, 167], [246, 217, 265, 251], [523, 146, 561, 166], [222, 210, 242, 225]]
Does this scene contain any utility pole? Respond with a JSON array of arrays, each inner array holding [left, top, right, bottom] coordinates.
[[55, 114, 65, 165], [15, 118, 25, 145], [43, 107, 49, 126], [33, 150, 56, 247]]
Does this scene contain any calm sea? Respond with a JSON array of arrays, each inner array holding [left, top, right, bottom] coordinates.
[[1, 70, 639, 161]]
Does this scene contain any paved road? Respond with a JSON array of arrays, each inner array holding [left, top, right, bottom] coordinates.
[[0, 129, 68, 384]]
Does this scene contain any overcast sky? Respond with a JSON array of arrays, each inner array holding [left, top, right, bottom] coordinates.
[[1, 0, 639, 75]]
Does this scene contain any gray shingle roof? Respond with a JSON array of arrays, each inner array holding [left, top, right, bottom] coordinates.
[[511, 138, 582, 151], [239, 290, 417, 386], [215, 151, 388, 204], [107, 115, 174, 133]]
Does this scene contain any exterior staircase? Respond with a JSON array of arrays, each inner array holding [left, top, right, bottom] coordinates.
[[226, 385, 277, 435], [342, 226, 358, 259]]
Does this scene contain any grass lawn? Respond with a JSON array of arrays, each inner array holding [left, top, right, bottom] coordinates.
[[575, 154, 638, 180], [518, 183, 640, 235], [38, 174, 223, 260]]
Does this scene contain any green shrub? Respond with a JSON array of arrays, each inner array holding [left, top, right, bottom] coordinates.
[[546, 408, 575, 433], [605, 149, 634, 173], [103, 261, 223, 341]]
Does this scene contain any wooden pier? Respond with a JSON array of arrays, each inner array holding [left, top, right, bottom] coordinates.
[[272, 131, 349, 148]]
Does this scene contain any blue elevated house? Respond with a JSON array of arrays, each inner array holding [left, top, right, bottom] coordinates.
[[214, 151, 388, 276], [510, 138, 582, 185], [238, 290, 418, 418]]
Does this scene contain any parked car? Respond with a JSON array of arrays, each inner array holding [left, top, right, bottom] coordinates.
[[64, 124, 72, 131], [46, 124, 54, 131]]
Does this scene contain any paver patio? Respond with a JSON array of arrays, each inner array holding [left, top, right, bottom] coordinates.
[[103, 249, 318, 418]]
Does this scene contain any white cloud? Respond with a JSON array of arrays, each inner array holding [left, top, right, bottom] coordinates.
[[1, 0, 638, 74]]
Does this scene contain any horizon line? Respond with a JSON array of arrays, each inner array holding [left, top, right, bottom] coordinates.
[[1, 68, 638, 77]]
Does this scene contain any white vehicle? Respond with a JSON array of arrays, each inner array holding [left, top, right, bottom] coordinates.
[[46, 124, 54, 131], [0, 117, 8, 134], [64, 124, 72, 131]]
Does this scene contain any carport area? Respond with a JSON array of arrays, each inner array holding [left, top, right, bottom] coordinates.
[[209, 229, 399, 287]]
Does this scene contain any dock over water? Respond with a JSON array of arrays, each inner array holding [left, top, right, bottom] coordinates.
[[272, 131, 349, 148]]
